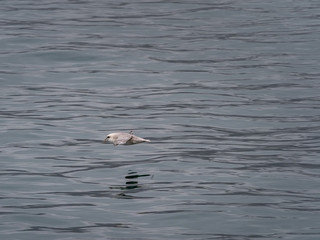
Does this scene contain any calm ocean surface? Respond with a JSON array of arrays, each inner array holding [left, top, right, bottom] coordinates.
[[1, 1, 320, 239]]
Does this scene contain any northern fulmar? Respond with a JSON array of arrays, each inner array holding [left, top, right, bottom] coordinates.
[[104, 131, 150, 146]]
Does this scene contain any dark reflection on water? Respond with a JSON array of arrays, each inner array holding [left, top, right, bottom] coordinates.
[[1, 0, 320, 239], [109, 170, 152, 191], [22, 223, 132, 233]]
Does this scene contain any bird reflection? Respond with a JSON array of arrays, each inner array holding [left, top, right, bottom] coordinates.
[[110, 170, 151, 191], [124, 171, 150, 189]]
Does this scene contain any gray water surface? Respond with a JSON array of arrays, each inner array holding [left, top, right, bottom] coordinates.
[[1, 1, 320, 239]]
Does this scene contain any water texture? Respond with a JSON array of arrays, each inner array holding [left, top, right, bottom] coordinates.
[[1, 0, 320, 239]]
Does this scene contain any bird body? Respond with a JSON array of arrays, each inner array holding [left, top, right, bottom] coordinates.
[[104, 131, 150, 146]]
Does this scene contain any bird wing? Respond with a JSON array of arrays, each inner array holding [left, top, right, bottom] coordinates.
[[114, 133, 133, 145]]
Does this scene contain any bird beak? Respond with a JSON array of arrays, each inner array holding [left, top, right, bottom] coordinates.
[[104, 138, 107, 143]]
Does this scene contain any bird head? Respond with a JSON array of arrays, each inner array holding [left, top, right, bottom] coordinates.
[[104, 134, 112, 143]]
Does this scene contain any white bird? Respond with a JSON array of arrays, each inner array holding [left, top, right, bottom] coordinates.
[[104, 131, 151, 146]]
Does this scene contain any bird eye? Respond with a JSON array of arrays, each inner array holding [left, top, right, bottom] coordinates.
[[107, 136, 110, 138]]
